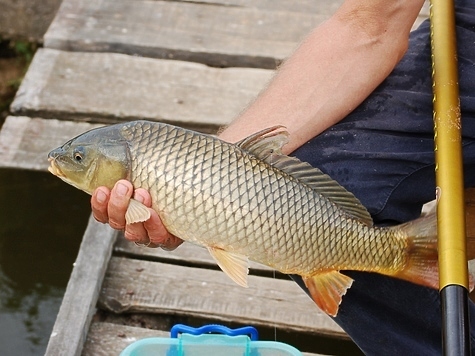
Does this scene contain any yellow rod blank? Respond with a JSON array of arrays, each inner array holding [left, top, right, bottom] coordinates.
[[430, 0, 468, 290]]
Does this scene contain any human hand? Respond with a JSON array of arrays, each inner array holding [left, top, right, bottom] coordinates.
[[91, 180, 183, 250]]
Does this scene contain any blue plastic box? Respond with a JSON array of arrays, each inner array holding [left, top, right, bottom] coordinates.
[[120, 324, 302, 356]]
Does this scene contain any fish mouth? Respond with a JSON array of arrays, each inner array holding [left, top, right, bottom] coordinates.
[[48, 157, 65, 178]]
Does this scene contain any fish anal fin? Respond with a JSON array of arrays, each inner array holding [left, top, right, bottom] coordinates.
[[303, 271, 353, 317], [125, 198, 151, 224], [208, 247, 249, 288]]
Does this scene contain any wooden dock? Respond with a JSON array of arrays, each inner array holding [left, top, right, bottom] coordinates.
[[0, 1, 435, 355]]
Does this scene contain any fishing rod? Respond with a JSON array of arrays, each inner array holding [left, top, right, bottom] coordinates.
[[430, 0, 470, 354]]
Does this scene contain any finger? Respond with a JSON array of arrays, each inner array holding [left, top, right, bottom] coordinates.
[[145, 209, 183, 250], [124, 221, 149, 244], [107, 180, 134, 230], [91, 187, 111, 223], [133, 188, 153, 207]]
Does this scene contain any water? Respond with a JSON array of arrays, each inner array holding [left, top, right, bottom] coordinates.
[[0, 168, 91, 355]]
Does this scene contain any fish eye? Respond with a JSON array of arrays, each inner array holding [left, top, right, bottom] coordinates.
[[73, 147, 85, 162]]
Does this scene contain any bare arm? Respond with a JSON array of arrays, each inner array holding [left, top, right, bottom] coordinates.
[[91, 0, 425, 247], [219, 0, 425, 153]]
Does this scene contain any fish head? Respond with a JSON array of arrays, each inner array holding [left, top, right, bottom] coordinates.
[[48, 124, 131, 194]]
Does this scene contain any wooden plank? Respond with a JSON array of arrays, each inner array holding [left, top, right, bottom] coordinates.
[[115, 234, 274, 274], [0, 0, 61, 42], [159, 0, 342, 13], [0, 116, 102, 171], [83, 322, 167, 356], [10, 49, 272, 129], [44, 0, 343, 68], [98, 256, 345, 338], [45, 216, 118, 356], [83, 321, 325, 356]]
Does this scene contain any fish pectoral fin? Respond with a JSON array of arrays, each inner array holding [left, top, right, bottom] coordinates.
[[125, 198, 151, 224], [303, 271, 354, 317], [208, 247, 249, 288]]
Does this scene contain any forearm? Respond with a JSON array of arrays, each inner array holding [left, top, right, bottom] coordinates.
[[219, 0, 425, 154]]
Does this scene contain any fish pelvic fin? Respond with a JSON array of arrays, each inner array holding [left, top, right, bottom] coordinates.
[[303, 271, 354, 317], [392, 210, 440, 290], [125, 198, 151, 224], [208, 247, 249, 288]]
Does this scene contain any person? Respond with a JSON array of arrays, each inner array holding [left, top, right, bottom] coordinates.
[[91, 0, 475, 354]]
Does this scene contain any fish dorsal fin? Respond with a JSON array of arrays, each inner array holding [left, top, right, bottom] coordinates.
[[237, 127, 373, 226], [208, 247, 249, 288], [271, 157, 373, 226], [236, 126, 290, 160]]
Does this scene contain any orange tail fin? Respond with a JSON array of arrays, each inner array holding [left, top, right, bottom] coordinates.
[[393, 209, 475, 291]]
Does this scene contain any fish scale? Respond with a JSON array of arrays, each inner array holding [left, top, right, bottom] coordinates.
[[48, 120, 444, 316]]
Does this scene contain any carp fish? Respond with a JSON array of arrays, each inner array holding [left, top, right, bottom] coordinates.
[[48, 120, 449, 316]]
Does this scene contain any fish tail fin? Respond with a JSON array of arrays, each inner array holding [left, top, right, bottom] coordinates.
[[392, 210, 440, 289], [394, 207, 475, 291]]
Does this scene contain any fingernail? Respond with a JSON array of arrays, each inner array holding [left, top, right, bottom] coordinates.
[[134, 193, 145, 204], [116, 182, 128, 196], [96, 190, 107, 204]]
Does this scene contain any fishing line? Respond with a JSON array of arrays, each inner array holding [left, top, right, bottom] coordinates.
[[270, 151, 278, 343], [273, 267, 277, 342]]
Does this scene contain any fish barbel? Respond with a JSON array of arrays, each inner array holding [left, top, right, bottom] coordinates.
[[48, 120, 449, 316]]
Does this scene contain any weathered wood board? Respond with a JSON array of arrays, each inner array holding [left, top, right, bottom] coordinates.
[[82, 322, 168, 356], [45, 216, 118, 356], [98, 256, 345, 338], [0, 0, 61, 42], [44, 0, 344, 68], [11, 49, 272, 129]]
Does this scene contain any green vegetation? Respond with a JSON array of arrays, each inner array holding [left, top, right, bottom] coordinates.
[[0, 38, 37, 122]]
